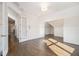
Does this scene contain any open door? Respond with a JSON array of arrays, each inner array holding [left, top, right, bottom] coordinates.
[[8, 17, 17, 54]]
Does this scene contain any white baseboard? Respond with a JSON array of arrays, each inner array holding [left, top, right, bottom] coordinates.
[[19, 38, 29, 43], [64, 40, 79, 45], [19, 36, 44, 43]]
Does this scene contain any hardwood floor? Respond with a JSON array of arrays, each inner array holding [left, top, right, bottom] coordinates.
[[7, 38, 56, 56], [7, 35, 79, 56]]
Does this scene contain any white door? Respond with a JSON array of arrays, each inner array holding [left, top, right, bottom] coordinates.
[[2, 3, 8, 56], [19, 16, 28, 42], [0, 2, 2, 56]]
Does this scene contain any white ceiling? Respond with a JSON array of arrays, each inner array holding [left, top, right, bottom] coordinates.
[[18, 2, 79, 16]]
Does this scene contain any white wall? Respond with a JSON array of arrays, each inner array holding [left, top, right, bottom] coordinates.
[[64, 16, 79, 45], [26, 15, 42, 40], [54, 27, 63, 37]]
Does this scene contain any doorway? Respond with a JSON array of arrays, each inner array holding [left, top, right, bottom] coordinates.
[[45, 19, 64, 42], [8, 17, 17, 54], [45, 22, 54, 39]]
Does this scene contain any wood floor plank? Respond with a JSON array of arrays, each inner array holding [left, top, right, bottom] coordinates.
[[56, 42, 75, 53]]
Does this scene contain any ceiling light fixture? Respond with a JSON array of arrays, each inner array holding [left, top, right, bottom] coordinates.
[[41, 2, 48, 12]]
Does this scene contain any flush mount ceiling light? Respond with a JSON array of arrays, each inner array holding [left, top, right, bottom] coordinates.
[[40, 2, 49, 12]]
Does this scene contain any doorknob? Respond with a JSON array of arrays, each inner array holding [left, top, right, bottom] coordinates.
[[1, 35, 7, 37]]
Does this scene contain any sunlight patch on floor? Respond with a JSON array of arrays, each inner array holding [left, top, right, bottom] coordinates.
[[49, 45, 71, 56], [56, 42, 75, 53], [43, 38, 75, 56]]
